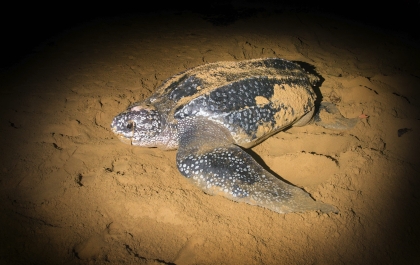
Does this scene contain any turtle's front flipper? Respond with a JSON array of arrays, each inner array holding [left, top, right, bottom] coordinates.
[[313, 102, 360, 130], [176, 118, 338, 214]]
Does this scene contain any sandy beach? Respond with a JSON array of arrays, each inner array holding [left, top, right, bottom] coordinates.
[[1, 3, 419, 264]]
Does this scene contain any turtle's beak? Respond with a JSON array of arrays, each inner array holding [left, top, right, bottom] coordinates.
[[110, 124, 133, 145], [117, 133, 133, 145], [110, 131, 132, 145]]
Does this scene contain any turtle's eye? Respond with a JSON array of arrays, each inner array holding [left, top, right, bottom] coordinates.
[[127, 121, 135, 129]]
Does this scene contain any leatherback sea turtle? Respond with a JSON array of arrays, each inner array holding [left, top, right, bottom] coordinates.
[[111, 58, 358, 214]]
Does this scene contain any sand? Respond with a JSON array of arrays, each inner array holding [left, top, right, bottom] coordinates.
[[0, 8, 419, 265]]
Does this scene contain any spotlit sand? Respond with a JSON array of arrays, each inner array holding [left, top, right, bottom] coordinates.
[[0, 10, 419, 264]]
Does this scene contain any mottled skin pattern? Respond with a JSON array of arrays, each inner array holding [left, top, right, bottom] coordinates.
[[111, 58, 338, 214]]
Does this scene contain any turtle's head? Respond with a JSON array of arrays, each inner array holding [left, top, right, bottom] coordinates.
[[111, 105, 162, 147]]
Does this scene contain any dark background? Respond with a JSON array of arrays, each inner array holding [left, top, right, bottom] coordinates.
[[1, 1, 419, 72]]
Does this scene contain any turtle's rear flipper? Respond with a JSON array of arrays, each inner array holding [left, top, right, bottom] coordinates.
[[176, 118, 338, 214], [313, 102, 359, 130]]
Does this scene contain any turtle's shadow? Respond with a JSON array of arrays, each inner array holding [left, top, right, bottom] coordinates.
[[243, 147, 297, 185]]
